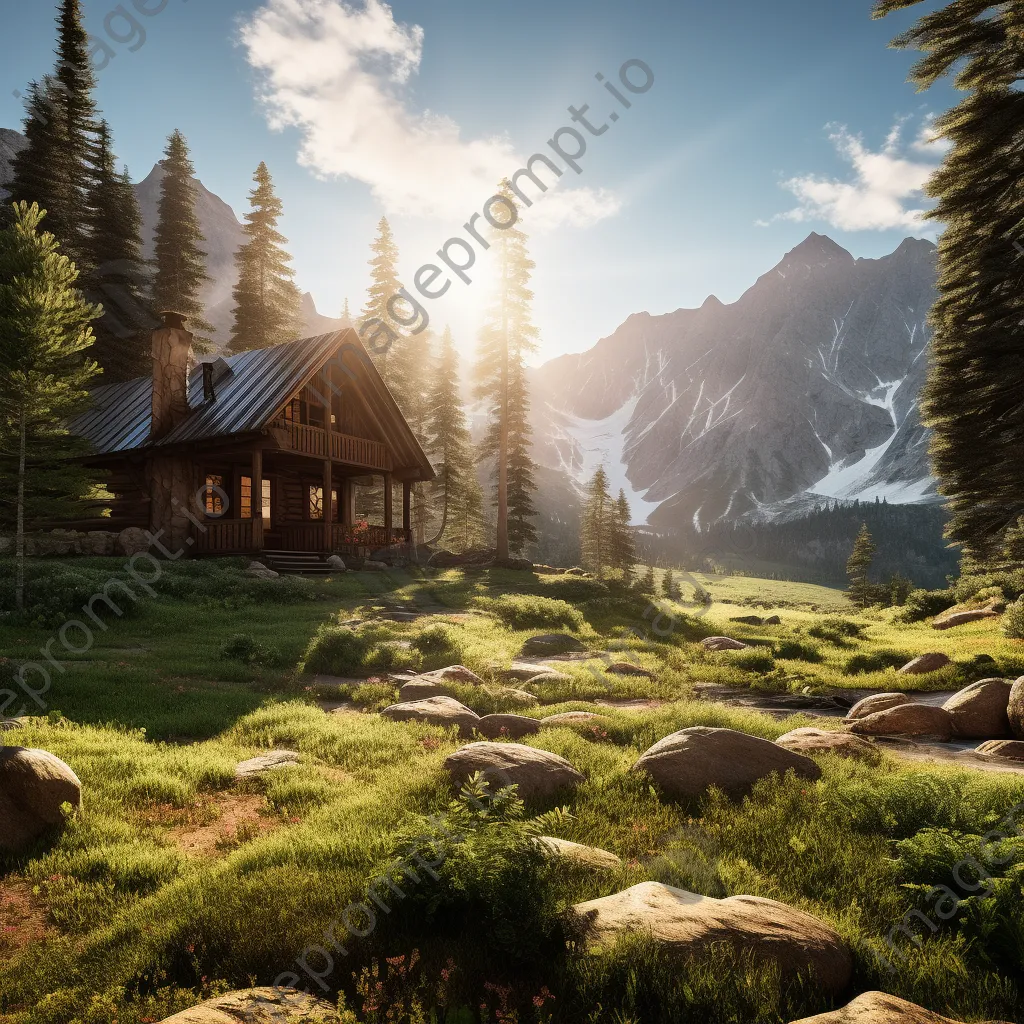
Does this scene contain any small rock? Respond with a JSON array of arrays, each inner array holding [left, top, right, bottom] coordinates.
[[535, 835, 621, 870], [521, 634, 587, 657], [730, 615, 764, 626], [0, 747, 82, 854], [899, 652, 951, 675], [976, 739, 1024, 761], [1008, 676, 1024, 740], [246, 561, 280, 580], [942, 678, 1013, 739], [700, 636, 748, 651], [235, 750, 300, 778], [605, 662, 654, 678], [845, 692, 913, 721], [933, 609, 1000, 630], [787, 990, 1013, 1024], [477, 714, 542, 739], [158, 987, 338, 1023], [570, 882, 851, 996], [324, 554, 347, 571], [422, 665, 484, 686], [503, 661, 554, 681], [775, 728, 879, 761], [497, 687, 540, 707], [444, 741, 584, 801], [848, 703, 954, 742], [382, 696, 480, 737], [631, 727, 820, 801]]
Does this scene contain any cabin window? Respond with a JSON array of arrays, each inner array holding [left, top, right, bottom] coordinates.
[[331, 489, 338, 522], [204, 474, 225, 516], [240, 476, 252, 519], [262, 479, 272, 523], [282, 399, 304, 425], [308, 485, 323, 520]]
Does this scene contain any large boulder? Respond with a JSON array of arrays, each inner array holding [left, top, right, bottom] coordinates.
[[399, 680, 448, 701], [117, 527, 151, 556], [775, 728, 879, 762], [933, 609, 1000, 630], [0, 747, 82, 854], [899, 652, 951, 675], [788, 990, 1013, 1023], [444, 741, 584, 801], [477, 714, 542, 739], [631, 727, 820, 801], [381, 696, 480, 737], [520, 634, 587, 657], [976, 739, 1024, 761], [848, 703, 954, 742], [571, 882, 851, 996], [159, 987, 338, 1022], [941, 678, 1013, 739], [536, 836, 621, 870], [700, 637, 748, 651], [422, 665, 484, 686], [845, 692, 913, 722], [1008, 677, 1024, 739]]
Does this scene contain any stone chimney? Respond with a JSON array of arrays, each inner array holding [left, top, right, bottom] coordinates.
[[150, 311, 194, 439]]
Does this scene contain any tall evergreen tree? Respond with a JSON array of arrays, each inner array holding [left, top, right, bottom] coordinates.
[[580, 465, 614, 578], [874, 1, 1024, 560], [6, 0, 98, 266], [152, 131, 214, 348], [847, 523, 877, 607], [610, 489, 636, 575], [84, 120, 153, 381], [228, 162, 303, 353], [0, 203, 102, 610], [360, 217, 408, 397], [341, 297, 351, 322], [475, 183, 539, 560]]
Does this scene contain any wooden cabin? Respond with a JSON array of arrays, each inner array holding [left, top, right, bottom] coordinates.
[[70, 313, 434, 557]]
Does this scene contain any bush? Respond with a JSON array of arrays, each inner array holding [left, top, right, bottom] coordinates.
[[729, 649, 776, 674], [808, 616, 865, 645], [1004, 599, 1024, 640], [219, 633, 280, 667], [473, 594, 584, 631], [844, 649, 910, 675], [692, 583, 713, 607], [899, 588, 957, 623], [351, 679, 399, 710], [410, 623, 464, 668], [774, 639, 823, 663]]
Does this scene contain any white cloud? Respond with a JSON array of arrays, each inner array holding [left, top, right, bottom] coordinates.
[[761, 117, 947, 232], [239, 0, 620, 230]]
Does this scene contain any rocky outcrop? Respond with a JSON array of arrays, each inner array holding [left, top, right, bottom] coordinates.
[[158, 987, 338, 1022], [787, 990, 1013, 1023], [1008, 677, 1024, 739], [933, 609, 1000, 630], [521, 634, 587, 657], [941, 679, 1013, 739], [0, 747, 82, 854], [899, 652, 951, 675], [775, 728, 879, 761], [422, 665, 484, 686], [476, 714, 542, 739], [570, 882, 851, 995], [536, 836, 621, 870], [234, 750, 299, 778], [845, 693, 912, 721], [700, 637, 748, 651], [976, 739, 1024, 761], [631, 727, 820, 800], [848, 704, 954, 742], [443, 741, 584, 801], [382, 696, 480, 737]]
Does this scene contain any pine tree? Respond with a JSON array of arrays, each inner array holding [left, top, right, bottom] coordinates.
[[847, 523, 877, 607], [341, 297, 351, 322], [228, 162, 303, 353], [152, 131, 214, 347], [360, 217, 407, 398], [5, 1, 98, 266], [0, 203, 102, 610], [83, 121, 153, 381], [475, 183, 539, 560], [874, 1, 1024, 560], [662, 567, 677, 599], [638, 564, 656, 595], [581, 465, 614, 577], [610, 489, 636, 576]]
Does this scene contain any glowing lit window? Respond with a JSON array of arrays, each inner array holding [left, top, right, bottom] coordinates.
[[308, 486, 323, 520], [240, 476, 252, 519], [262, 479, 272, 523], [204, 474, 224, 516]]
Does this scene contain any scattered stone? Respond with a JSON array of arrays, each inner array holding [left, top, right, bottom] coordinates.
[[444, 741, 584, 801], [1008, 677, 1024, 740], [245, 561, 280, 580], [0, 747, 82, 854], [730, 615, 764, 626], [700, 636, 748, 651], [942, 678, 1013, 739], [399, 680, 448, 701], [764, 615, 782, 625], [521, 634, 587, 657], [542, 711, 609, 727], [570, 882, 851, 996], [497, 687, 540, 707], [775, 728, 879, 761], [899, 652, 951, 675], [536, 835, 621, 870], [976, 739, 1024, 762], [787, 990, 1013, 1024], [234, 750, 300, 778], [503, 661, 555, 681], [382, 696, 480, 737], [477, 714, 542, 739], [326, 554, 347, 571], [631, 727, 820, 801], [848, 704, 954, 742], [422, 665, 484, 686], [158, 987, 338, 1023], [605, 662, 655, 678], [933, 609, 1000, 630], [845, 692, 913, 721], [361, 559, 389, 571]]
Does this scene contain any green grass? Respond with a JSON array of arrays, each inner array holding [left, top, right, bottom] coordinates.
[[2, 557, 1024, 1023]]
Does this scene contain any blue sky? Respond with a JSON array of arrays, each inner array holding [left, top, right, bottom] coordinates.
[[1, 0, 952, 362]]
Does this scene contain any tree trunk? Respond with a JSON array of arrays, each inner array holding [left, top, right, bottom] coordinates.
[[426, 466, 450, 547], [15, 407, 26, 613]]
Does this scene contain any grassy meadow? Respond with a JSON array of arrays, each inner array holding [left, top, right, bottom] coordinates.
[[1, 557, 1024, 1023]]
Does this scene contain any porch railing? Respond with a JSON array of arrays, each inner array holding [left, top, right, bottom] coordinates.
[[271, 421, 391, 470], [194, 518, 255, 553]]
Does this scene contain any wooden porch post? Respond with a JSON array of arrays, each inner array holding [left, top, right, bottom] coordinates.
[[252, 449, 264, 552], [342, 479, 355, 526], [383, 472, 394, 532], [403, 481, 412, 539], [323, 459, 332, 552]]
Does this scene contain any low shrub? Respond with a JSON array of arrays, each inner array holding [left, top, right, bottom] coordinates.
[[808, 616, 865, 645], [473, 594, 585, 631], [844, 649, 910, 675], [1004, 599, 1024, 640], [774, 639, 823, 663], [351, 679, 399, 711], [411, 623, 465, 668], [956, 569, 1024, 604], [729, 649, 776, 674], [898, 588, 958, 623], [219, 633, 280, 667]]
